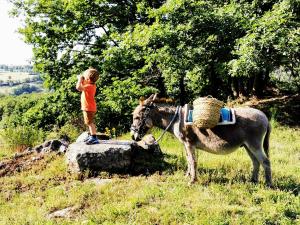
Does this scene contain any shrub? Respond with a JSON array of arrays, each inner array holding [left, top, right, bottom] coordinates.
[[0, 77, 155, 137], [98, 77, 157, 134], [0, 93, 79, 129], [46, 123, 81, 142], [13, 84, 41, 95], [270, 68, 300, 94], [0, 126, 44, 151]]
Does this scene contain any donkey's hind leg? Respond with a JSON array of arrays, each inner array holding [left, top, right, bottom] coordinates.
[[247, 144, 272, 187], [245, 147, 260, 183]]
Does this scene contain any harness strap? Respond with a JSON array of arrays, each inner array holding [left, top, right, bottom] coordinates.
[[155, 106, 181, 144]]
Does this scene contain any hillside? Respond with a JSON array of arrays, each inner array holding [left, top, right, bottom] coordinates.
[[0, 96, 299, 224]]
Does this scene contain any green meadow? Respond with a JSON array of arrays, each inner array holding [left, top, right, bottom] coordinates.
[[0, 125, 299, 225], [1, 0, 300, 223]]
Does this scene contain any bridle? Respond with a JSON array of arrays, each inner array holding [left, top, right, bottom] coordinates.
[[131, 103, 181, 143], [130, 104, 154, 140]]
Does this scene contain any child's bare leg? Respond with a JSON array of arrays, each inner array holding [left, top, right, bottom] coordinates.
[[88, 123, 96, 135]]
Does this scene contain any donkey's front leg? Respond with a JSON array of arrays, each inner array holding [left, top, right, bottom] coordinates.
[[184, 143, 197, 184], [184, 150, 191, 178]]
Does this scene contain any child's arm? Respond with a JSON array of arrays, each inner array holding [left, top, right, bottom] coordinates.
[[76, 76, 85, 91]]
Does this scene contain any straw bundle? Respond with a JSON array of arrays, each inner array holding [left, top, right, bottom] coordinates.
[[192, 96, 224, 128]]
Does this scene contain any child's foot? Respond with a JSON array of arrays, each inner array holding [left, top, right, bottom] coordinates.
[[83, 134, 91, 142], [86, 136, 100, 145]]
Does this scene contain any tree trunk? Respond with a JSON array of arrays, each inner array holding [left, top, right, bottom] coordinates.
[[179, 74, 186, 105], [253, 69, 269, 97], [208, 63, 219, 97], [231, 77, 239, 98]]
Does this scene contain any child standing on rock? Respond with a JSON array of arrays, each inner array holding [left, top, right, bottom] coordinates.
[[76, 67, 100, 145]]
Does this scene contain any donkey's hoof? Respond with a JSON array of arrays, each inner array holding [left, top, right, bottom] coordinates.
[[185, 171, 191, 177], [188, 178, 198, 186], [250, 178, 258, 184], [266, 183, 274, 189]]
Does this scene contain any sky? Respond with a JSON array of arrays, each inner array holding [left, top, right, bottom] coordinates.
[[0, 0, 33, 65]]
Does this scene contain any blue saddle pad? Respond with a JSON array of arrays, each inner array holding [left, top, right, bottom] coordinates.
[[187, 109, 193, 122], [220, 108, 231, 122], [186, 108, 232, 123]]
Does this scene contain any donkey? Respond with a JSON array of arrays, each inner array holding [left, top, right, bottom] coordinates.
[[131, 94, 272, 186]]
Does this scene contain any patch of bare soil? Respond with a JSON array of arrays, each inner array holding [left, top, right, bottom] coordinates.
[[0, 151, 46, 177]]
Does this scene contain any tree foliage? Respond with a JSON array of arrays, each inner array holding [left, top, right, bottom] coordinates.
[[7, 0, 300, 132]]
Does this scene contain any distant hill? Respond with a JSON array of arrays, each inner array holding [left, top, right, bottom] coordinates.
[[0, 64, 38, 75]]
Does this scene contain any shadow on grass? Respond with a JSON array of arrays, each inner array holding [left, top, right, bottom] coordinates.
[[81, 150, 299, 195], [162, 153, 299, 194], [163, 153, 249, 184], [274, 176, 299, 196]]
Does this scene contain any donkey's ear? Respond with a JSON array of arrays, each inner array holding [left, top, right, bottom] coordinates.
[[148, 94, 155, 100], [144, 94, 154, 104], [139, 96, 145, 106]]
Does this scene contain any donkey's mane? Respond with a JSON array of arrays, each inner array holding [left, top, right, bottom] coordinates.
[[151, 98, 176, 113], [153, 97, 175, 104]]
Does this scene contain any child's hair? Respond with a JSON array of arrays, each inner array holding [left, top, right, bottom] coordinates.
[[86, 67, 99, 83]]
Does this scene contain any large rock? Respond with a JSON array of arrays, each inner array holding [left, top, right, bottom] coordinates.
[[66, 135, 164, 175], [27, 139, 69, 154], [66, 140, 133, 174]]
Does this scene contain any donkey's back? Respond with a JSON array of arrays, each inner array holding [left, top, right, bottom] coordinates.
[[188, 107, 270, 155]]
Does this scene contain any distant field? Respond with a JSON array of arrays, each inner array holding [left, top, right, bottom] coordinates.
[[0, 72, 43, 95], [0, 72, 39, 81]]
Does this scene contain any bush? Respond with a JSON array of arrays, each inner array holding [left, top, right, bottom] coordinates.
[[270, 68, 300, 94], [0, 77, 155, 137], [0, 126, 44, 151], [98, 77, 157, 134], [13, 84, 41, 95], [0, 93, 80, 129], [46, 123, 81, 142]]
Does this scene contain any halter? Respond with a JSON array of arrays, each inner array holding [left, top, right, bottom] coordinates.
[[130, 104, 153, 139], [131, 104, 181, 143]]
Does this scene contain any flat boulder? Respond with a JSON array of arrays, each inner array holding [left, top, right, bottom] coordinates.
[[66, 134, 164, 175]]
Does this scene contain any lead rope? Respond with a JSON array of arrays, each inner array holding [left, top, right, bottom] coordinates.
[[154, 106, 181, 144]]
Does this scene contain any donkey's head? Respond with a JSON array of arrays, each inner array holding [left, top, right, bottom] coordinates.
[[131, 94, 158, 141]]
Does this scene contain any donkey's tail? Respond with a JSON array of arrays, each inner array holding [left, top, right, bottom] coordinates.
[[263, 122, 271, 158]]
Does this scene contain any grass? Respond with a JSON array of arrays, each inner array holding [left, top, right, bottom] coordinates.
[[0, 134, 15, 160], [0, 125, 299, 224]]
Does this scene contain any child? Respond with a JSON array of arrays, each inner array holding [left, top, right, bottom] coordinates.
[[76, 67, 100, 145]]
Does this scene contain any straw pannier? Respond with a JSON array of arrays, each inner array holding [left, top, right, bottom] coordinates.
[[192, 96, 224, 128]]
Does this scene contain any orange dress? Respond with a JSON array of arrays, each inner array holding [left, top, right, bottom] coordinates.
[[81, 84, 96, 112]]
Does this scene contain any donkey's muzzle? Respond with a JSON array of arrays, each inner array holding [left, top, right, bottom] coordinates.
[[130, 126, 141, 141]]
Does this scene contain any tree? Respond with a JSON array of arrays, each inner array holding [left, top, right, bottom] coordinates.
[[8, 0, 300, 132], [229, 0, 300, 96], [104, 1, 246, 103]]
